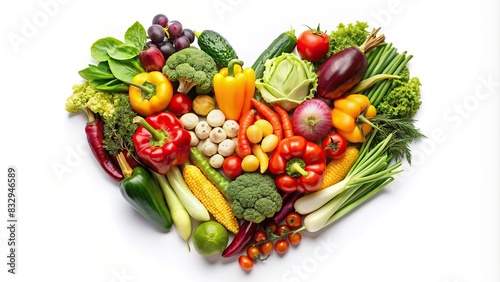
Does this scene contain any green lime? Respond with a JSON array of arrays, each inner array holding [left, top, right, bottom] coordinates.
[[192, 220, 229, 257]]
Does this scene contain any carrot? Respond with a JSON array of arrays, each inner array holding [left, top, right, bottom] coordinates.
[[237, 109, 255, 158], [272, 104, 294, 138], [250, 98, 283, 143]]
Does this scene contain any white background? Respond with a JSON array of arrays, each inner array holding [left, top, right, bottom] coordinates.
[[1, 0, 499, 281]]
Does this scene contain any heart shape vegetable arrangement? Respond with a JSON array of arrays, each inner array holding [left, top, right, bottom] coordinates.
[[65, 14, 425, 271]]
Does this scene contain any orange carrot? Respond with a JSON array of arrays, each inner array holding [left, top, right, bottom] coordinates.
[[237, 109, 255, 158], [250, 98, 283, 143], [273, 104, 294, 138]]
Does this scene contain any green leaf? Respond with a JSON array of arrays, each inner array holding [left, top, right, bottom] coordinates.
[[108, 57, 143, 83], [125, 21, 147, 51], [78, 64, 115, 81], [107, 44, 139, 60], [91, 37, 124, 61]]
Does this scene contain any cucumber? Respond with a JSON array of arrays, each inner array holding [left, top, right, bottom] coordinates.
[[196, 30, 238, 68], [251, 28, 297, 80]]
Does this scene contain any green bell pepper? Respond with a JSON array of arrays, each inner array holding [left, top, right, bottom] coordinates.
[[116, 152, 173, 232]]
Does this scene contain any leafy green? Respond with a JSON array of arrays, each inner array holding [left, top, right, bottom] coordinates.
[[108, 57, 144, 82], [255, 53, 317, 111], [103, 94, 138, 156], [124, 21, 147, 51], [91, 37, 123, 62], [327, 21, 370, 56], [107, 44, 140, 60], [377, 67, 422, 118]]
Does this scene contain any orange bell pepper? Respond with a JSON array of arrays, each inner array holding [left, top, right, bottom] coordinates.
[[331, 94, 377, 143], [213, 59, 255, 121], [128, 71, 173, 117]]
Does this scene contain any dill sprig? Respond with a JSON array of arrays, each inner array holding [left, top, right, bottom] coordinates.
[[370, 114, 426, 164]]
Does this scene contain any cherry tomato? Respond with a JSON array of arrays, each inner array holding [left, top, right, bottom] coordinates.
[[285, 212, 302, 229], [321, 132, 347, 159], [222, 155, 243, 180], [259, 241, 273, 256], [264, 222, 277, 234], [274, 239, 289, 255], [253, 230, 267, 243], [277, 224, 291, 236], [238, 255, 254, 271], [167, 93, 192, 116], [246, 246, 261, 261], [288, 232, 302, 246], [297, 25, 329, 62]]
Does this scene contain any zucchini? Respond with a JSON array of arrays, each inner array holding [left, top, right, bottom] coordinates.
[[251, 28, 297, 80], [195, 30, 238, 68]]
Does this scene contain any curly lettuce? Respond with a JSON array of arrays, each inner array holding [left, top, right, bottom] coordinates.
[[378, 68, 422, 118]]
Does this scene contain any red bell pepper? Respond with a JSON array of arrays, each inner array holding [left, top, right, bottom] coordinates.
[[132, 112, 191, 175], [269, 136, 326, 193]]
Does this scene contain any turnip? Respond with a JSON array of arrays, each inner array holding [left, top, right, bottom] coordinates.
[[291, 99, 332, 141]]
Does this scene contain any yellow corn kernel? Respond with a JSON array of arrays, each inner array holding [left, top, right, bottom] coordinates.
[[317, 146, 359, 191], [182, 165, 239, 234]]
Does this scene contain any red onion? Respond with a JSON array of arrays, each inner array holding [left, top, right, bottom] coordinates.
[[291, 98, 332, 141]]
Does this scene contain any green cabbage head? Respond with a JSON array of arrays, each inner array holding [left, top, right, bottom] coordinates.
[[255, 53, 317, 111]]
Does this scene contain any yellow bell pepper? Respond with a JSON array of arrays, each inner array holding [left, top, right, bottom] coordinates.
[[128, 71, 173, 117], [331, 94, 377, 143], [213, 59, 255, 121]]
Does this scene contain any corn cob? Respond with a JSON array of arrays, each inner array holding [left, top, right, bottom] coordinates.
[[317, 146, 359, 191], [182, 165, 239, 234]]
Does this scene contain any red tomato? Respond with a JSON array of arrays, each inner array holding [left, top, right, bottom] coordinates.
[[167, 93, 192, 116], [321, 132, 347, 159], [264, 222, 277, 234], [288, 232, 302, 246], [253, 230, 267, 243], [285, 212, 302, 229], [274, 239, 289, 255], [259, 241, 273, 256], [246, 246, 261, 261], [238, 255, 254, 271], [277, 225, 291, 236], [222, 155, 243, 180], [297, 25, 329, 62]]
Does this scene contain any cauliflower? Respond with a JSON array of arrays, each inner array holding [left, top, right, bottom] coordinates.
[[226, 173, 282, 223], [65, 81, 120, 120], [377, 67, 422, 118]]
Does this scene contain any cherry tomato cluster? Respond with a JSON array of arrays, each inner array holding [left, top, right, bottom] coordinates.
[[238, 212, 303, 271]]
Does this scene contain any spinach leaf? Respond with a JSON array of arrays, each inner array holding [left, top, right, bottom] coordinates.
[[94, 78, 130, 93], [78, 64, 115, 81], [108, 57, 144, 82], [91, 37, 123, 61], [125, 21, 147, 51], [107, 44, 139, 60]]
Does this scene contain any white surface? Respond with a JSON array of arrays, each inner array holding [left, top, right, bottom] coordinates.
[[1, 0, 499, 281]]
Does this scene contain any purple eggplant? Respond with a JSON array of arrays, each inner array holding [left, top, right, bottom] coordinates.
[[316, 28, 385, 100]]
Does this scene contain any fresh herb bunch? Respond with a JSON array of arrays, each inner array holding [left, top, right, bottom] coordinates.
[[371, 114, 426, 164], [103, 94, 138, 156]]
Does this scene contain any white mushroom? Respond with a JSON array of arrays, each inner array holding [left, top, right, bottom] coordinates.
[[188, 131, 199, 146], [209, 127, 227, 144], [194, 121, 211, 140], [209, 154, 225, 169], [217, 139, 236, 157], [206, 109, 225, 127], [222, 120, 240, 138], [201, 139, 218, 157], [180, 113, 199, 130]]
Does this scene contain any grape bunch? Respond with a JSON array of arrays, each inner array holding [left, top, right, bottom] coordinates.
[[146, 14, 196, 60]]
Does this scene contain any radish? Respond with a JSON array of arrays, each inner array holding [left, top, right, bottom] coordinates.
[[291, 99, 332, 141], [317, 28, 385, 100]]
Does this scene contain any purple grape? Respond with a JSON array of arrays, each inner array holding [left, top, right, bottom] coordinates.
[[146, 41, 157, 48], [174, 36, 190, 51], [182, 29, 195, 43], [147, 24, 165, 44], [152, 14, 169, 28], [167, 21, 183, 39], [159, 42, 176, 59]]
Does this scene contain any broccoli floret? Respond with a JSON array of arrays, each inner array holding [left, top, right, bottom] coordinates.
[[377, 67, 422, 118], [65, 81, 121, 120], [226, 173, 283, 224], [162, 47, 218, 94]]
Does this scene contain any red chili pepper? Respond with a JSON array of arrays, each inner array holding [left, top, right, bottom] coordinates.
[[83, 108, 123, 182], [271, 192, 302, 224], [222, 220, 259, 258], [132, 112, 191, 175], [269, 136, 326, 193], [272, 104, 294, 138]]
